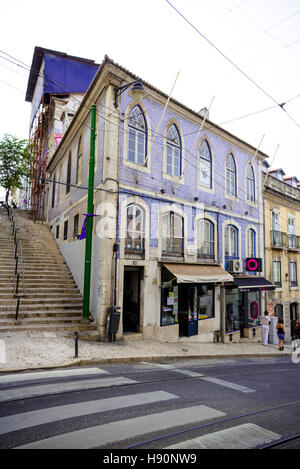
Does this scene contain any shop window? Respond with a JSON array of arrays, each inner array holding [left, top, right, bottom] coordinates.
[[162, 211, 184, 257], [247, 291, 260, 327], [161, 267, 179, 326], [128, 105, 147, 165], [225, 288, 242, 333], [125, 204, 145, 255]]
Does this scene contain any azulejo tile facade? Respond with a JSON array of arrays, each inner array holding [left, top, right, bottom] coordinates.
[[37, 54, 281, 343]]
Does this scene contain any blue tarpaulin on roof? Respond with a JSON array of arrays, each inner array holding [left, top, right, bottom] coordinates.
[[44, 53, 98, 94]]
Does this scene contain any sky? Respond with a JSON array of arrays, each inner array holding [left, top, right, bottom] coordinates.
[[1, 0, 300, 201]]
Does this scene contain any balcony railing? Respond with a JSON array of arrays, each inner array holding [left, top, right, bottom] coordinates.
[[271, 231, 300, 250], [287, 234, 300, 250], [162, 238, 184, 257], [197, 242, 215, 260], [270, 230, 286, 248], [124, 238, 145, 258]]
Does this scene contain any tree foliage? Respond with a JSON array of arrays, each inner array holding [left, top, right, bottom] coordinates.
[[0, 134, 30, 202]]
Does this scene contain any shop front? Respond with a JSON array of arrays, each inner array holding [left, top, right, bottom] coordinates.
[[161, 263, 233, 339], [225, 276, 275, 342]]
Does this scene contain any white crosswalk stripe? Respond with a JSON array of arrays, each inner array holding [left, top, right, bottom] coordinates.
[[201, 377, 256, 393], [0, 376, 138, 402], [166, 423, 281, 449], [17, 405, 226, 449], [0, 367, 108, 385], [0, 391, 176, 436]]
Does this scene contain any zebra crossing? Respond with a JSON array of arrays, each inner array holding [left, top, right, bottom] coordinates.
[[0, 364, 279, 449]]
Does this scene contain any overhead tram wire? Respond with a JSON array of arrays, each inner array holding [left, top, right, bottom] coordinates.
[[165, 0, 300, 132]]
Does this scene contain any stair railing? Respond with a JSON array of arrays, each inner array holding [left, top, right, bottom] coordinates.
[[7, 207, 26, 319]]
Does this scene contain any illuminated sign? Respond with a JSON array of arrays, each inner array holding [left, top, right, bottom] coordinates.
[[246, 258, 262, 272]]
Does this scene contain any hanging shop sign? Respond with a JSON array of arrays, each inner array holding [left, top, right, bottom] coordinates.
[[245, 258, 262, 272]]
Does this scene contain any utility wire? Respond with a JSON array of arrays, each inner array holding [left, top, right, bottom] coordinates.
[[164, 0, 300, 131]]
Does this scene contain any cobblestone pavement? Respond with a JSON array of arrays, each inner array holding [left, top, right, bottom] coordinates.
[[0, 331, 296, 372]]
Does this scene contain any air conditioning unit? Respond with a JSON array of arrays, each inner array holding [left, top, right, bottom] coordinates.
[[228, 259, 243, 273]]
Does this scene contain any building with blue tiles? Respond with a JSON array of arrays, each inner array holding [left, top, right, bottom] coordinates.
[[45, 55, 275, 343]]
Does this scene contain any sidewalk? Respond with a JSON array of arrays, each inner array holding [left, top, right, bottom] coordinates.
[[0, 331, 294, 373]]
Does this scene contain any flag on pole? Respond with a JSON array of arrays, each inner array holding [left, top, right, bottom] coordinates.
[[79, 213, 97, 240]]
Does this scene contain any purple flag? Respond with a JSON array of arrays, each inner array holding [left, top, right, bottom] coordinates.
[[79, 216, 87, 240]]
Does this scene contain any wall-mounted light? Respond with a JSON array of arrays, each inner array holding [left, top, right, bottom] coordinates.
[[160, 189, 166, 194], [223, 205, 227, 209], [245, 211, 248, 216], [114, 80, 146, 108], [194, 196, 199, 201], [212, 201, 216, 206]]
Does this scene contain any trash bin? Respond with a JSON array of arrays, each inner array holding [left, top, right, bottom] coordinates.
[[108, 306, 120, 341]]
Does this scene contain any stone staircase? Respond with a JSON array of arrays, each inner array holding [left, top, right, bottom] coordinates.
[[0, 207, 98, 339]]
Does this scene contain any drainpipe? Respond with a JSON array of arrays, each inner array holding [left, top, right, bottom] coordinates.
[[82, 104, 96, 320]]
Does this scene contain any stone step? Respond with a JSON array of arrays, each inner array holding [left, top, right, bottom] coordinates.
[[0, 323, 96, 333], [0, 297, 82, 305], [0, 287, 80, 294], [0, 291, 81, 299], [0, 310, 82, 319], [0, 316, 86, 326], [0, 303, 83, 312]]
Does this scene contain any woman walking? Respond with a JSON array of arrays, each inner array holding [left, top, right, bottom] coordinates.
[[260, 311, 271, 346], [276, 318, 285, 351]]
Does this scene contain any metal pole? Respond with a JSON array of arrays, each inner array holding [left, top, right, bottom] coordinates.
[[15, 297, 20, 320], [74, 331, 79, 358], [82, 104, 96, 319]]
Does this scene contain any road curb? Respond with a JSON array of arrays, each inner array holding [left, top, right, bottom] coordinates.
[[0, 352, 292, 374]]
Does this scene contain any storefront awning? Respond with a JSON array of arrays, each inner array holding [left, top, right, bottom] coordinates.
[[163, 264, 234, 284], [229, 276, 275, 291]]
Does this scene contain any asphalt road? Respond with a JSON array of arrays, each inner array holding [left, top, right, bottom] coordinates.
[[0, 356, 299, 451]]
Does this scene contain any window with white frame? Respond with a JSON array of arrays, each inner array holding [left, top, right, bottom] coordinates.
[[125, 204, 145, 254], [273, 260, 282, 287], [76, 135, 83, 184], [199, 140, 212, 188], [226, 153, 237, 197], [166, 124, 181, 177], [128, 105, 147, 165], [66, 151, 72, 194], [247, 229, 256, 257], [246, 163, 255, 202], [162, 212, 184, 257], [198, 219, 214, 259], [288, 216, 296, 248], [289, 261, 297, 287], [225, 225, 238, 257]]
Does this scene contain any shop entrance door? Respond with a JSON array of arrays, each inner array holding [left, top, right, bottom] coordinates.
[[123, 268, 141, 333], [290, 302, 299, 338]]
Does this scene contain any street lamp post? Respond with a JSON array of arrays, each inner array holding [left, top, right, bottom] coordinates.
[[82, 104, 96, 320]]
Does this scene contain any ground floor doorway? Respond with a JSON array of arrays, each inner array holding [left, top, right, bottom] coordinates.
[[290, 302, 299, 338], [123, 268, 142, 333]]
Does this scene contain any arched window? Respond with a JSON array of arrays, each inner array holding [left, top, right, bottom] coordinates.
[[247, 229, 256, 257], [199, 140, 212, 188], [76, 136, 83, 184], [128, 105, 147, 165], [226, 153, 237, 197], [246, 163, 255, 202], [125, 204, 145, 254], [225, 225, 238, 258], [166, 124, 181, 177], [198, 219, 214, 259], [162, 211, 184, 257], [66, 151, 72, 195]]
